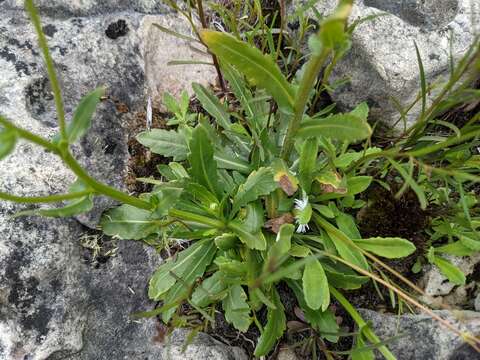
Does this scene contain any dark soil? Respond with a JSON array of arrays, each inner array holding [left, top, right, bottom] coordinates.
[[125, 107, 169, 194]]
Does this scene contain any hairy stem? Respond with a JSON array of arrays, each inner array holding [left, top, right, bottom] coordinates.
[[0, 190, 93, 203], [330, 287, 396, 360], [281, 48, 331, 159], [25, 0, 67, 140], [196, 0, 226, 91]]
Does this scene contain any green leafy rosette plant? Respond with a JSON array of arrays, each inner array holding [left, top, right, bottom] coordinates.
[[2, 0, 480, 358]]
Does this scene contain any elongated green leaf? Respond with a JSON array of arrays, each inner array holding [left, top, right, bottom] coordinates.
[[254, 288, 286, 356], [232, 167, 277, 214], [66, 87, 105, 143], [414, 41, 427, 117], [221, 64, 255, 120], [228, 221, 267, 250], [299, 137, 318, 192], [188, 125, 221, 198], [433, 255, 466, 285], [137, 129, 188, 161], [297, 114, 371, 142], [460, 234, 480, 251], [435, 241, 474, 256], [315, 214, 369, 270], [287, 279, 339, 343], [161, 241, 217, 322], [16, 180, 93, 218], [303, 259, 330, 311], [0, 128, 17, 160], [222, 284, 252, 332], [148, 241, 215, 301], [200, 30, 295, 111], [214, 152, 252, 174], [101, 204, 159, 240], [389, 158, 427, 210], [191, 271, 227, 307], [336, 212, 361, 239], [353, 237, 416, 259], [192, 83, 231, 130]]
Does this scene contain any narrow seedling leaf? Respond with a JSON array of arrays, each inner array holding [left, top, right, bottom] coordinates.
[[200, 30, 295, 111], [254, 289, 286, 356], [0, 128, 17, 160], [66, 87, 106, 143], [433, 255, 466, 286], [188, 125, 221, 198]]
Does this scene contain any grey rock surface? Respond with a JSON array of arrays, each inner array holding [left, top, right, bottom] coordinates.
[[1, 0, 169, 17], [293, 0, 479, 130], [162, 329, 248, 360], [0, 5, 220, 360], [359, 309, 480, 360]]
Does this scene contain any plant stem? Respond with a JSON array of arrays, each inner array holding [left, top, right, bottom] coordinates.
[[25, 0, 67, 140], [196, 0, 226, 91], [330, 287, 396, 360], [61, 151, 152, 210], [281, 48, 330, 159], [169, 208, 224, 228], [0, 190, 93, 203], [0, 115, 60, 154]]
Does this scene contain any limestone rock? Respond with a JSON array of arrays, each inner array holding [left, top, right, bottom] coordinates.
[[291, 0, 479, 130], [162, 329, 248, 360], [359, 309, 480, 359], [0, 5, 217, 360]]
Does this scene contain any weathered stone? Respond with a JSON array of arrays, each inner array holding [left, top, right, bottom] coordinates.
[[359, 309, 480, 360], [420, 254, 480, 307], [1, 0, 169, 17], [140, 14, 217, 109], [291, 0, 479, 130], [0, 6, 218, 360], [277, 347, 300, 360], [162, 329, 248, 360]]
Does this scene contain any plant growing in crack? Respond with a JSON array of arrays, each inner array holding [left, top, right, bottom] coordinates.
[[1, 0, 480, 358]]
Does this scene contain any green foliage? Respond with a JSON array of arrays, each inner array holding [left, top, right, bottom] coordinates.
[[1, 0, 479, 358]]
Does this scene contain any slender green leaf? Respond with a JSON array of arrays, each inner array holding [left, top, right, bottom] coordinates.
[[389, 158, 427, 209], [353, 237, 416, 259], [0, 128, 17, 160], [214, 152, 252, 174], [232, 167, 278, 214], [161, 241, 217, 321], [66, 87, 105, 143], [222, 284, 252, 332], [414, 41, 427, 117], [297, 114, 372, 142], [200, 30, 295, 111], [435, 241, 474, 256], [188, 125, 221, 198], [254, 288, 286, 356], [148, 241, 215, 301], [303, 258, 330, 311], [228, 221, 267, 250], [101, 205, 159, 240], [16, 180, 93, 218], [137, 129, 188, 161], [192, 83, 231, 130], [432, 255, 466, 285], [299, 137, 318, 192]]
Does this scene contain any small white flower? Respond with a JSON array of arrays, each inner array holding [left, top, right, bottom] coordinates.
[[146, 96, 152, 131], [294, 196, 308, 211], [294, 191, 311, 233], [296, 223, 309, 233]]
